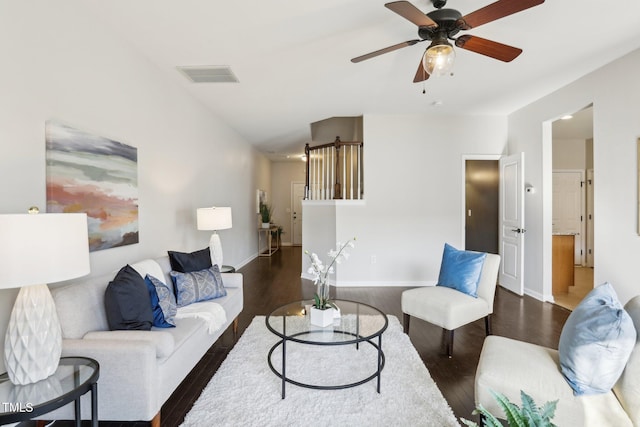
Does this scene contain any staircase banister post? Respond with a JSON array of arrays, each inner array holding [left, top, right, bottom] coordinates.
[[334, 137, 342, 199]]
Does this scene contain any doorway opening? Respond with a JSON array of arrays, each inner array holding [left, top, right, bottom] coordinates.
[[464, 159, 499, 254], [463, 154, 523, 295], [551, 105, 594, 310]]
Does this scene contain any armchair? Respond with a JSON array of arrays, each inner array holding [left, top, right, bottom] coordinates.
[[474, 292, 640, 426], [401, 251, 501, 357]]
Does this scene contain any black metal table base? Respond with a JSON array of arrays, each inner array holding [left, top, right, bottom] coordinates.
[[267, 329, 385, 399]]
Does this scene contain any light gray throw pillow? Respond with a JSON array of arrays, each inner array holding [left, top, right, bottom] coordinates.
[[558, 282, 636, 395], [170, 264, 227, 307]]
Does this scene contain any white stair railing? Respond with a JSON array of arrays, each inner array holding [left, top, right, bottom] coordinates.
[[305, 137, 363, 200]]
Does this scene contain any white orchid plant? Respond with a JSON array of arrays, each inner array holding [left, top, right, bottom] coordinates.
[[305, 238, 356, 310]]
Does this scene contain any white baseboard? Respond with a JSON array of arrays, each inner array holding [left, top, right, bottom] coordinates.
[[334, 280, 437, 288], [301, 271, 320, 283], [523, 287, 548, 302], [300, 271, 436, 287], [234, 253, 258, 270]]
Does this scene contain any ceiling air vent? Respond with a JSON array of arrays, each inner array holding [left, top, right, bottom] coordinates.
[[177, 66, 239, 83]]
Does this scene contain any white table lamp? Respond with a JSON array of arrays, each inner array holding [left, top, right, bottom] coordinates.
[[197, 207, 232, 268], [0, 212, 90, 385]]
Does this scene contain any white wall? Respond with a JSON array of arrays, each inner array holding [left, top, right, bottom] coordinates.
[[508, 48, 640, 304], [310, 116, 363, 142], [0, 2, 270, 372], [303, 113, 508, 286], [302, 201, 337, 270], [271, 161, 306, 245], [553, 139, 587, 169]]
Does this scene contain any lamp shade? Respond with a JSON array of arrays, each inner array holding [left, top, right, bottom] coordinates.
[[1, 212, 90, 385], [0, 213, 90, 289], [197, 207, 232, 231]]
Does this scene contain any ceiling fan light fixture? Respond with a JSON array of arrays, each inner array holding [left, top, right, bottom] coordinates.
[[423, 41, 455, 77]]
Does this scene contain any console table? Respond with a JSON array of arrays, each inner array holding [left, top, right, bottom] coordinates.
[[0, 357, 99, 427], [258, 226, 280, 257]]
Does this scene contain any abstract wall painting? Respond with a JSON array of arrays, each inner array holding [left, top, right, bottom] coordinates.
[[46, 120, 139, 252]]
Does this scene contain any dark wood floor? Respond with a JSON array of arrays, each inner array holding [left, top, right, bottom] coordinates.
[[28, 246, 571, 426]]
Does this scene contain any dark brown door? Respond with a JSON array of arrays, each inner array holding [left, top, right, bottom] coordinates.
[[465, 160, 499, 254]]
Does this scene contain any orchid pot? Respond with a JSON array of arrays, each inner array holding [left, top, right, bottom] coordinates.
[[309, 306, 334, 327]]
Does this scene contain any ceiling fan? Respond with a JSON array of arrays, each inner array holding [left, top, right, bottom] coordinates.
[[351, 0, 545, 83]]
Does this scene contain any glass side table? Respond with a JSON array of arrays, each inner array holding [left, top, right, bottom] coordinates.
[[0, 357, 99, 427], [220, 265, 236, 273]]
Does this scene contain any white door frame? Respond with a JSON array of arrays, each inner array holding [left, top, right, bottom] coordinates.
[[460, 154, 501, 249], [543, 106, 593, 301], [586, 169, 594, 267]]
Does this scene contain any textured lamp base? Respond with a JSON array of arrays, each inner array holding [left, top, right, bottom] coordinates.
[[209, 232, 223, 268], [4, 284, 62, 385]]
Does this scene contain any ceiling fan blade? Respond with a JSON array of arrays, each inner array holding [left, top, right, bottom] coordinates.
[[455, 35, 522, 62], [413, 58, 430, 83], [385, 1, 438, 28], [458, 0, 544, 30], [351, 39, 421, 63]]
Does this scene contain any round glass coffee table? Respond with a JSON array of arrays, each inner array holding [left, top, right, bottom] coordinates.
[[266, 299, 388, 399]]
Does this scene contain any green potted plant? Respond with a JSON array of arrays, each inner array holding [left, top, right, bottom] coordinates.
[[461, 390, 557, 427], [259, 202, 272, 228], [271, 225, 284, 240]]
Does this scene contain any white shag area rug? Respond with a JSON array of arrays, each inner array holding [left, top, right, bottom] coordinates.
[[180, 315, 459, 427]]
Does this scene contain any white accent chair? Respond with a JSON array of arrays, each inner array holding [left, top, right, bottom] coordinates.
[[401, 253, 501, 357], [474, 295, 640, 426]]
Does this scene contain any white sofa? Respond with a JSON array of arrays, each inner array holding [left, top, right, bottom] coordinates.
[[475, 295, 640, 426], [37, 255, 243, 426]]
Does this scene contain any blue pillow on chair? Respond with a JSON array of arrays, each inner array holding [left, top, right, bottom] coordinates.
[[558, 282, 636, 395], [436, 243, 487, 298]]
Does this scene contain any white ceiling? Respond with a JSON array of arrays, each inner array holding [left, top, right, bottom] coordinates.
[[81, 0, 640, 159]]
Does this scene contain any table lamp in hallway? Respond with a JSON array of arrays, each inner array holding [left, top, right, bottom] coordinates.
[[197, 206, 232, 268]]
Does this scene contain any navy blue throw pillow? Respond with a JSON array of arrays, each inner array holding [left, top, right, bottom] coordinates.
[[168, 248, 212, 273], [104, 264, 154, 331]]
